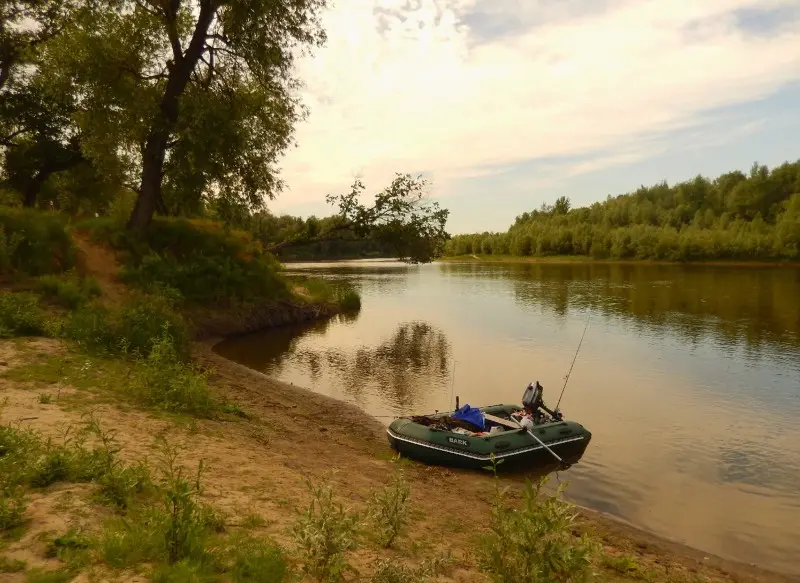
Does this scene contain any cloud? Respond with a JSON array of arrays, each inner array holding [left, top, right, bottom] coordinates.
[[273, 0, 800, 211]]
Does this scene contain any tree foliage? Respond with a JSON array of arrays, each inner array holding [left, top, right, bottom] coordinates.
[[259, 174, 450, 263], [38, 0, 328, 229], [445, 161, 800, 261]]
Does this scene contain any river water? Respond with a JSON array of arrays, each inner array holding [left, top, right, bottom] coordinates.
[[215, 260, 800, 575]]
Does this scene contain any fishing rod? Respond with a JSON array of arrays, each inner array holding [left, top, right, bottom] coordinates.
[[449, 359, 457, 411], [555, 312, 591, 410]]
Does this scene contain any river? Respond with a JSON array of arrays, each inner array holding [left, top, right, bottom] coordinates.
[[214, 260, 800, 575]]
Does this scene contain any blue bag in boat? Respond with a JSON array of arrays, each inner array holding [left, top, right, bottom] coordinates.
[[451, 404, 485, 431]]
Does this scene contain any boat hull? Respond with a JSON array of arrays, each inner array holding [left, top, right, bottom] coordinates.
[[387, 404, 591, 472]]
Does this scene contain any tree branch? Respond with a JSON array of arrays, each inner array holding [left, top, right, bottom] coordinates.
[[265, 223, 355, 253]]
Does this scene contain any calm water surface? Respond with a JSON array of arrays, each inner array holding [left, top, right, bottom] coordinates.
[[215, 261, 800, 575]]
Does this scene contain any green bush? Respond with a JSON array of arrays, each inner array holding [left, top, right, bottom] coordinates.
[[80, 217, 290, 305], [0, 556, 26, 573], [366, 468, 411, 548], [291, 475, 360, 583], [62, 293, 189, 359], [0, 291, 49, 338], [336, 287, 361, 313], [369, 556, 452, 583], [0, 489, 27, 531], [476, 476, 599, 583], [126, 329, 216, 417], [37, 274, 101, 309], [0, 207, 75, 275], [228, 535, 289, 583]]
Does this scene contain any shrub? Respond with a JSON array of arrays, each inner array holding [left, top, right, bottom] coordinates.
[[81, 216, 289, 305], [0, 556, 26, 573], [0, 291, 49, 338], [0, 489, 27, 531], [228, 535, 289, 583], [291, 475, 360, 583], [0, 207, 75, 275], [62, 293, 189, 359], [126, 329, 216, 417], [336, 288, 361, 313], [366, 468, 411, 548], [476, 475, 599, 583], [101, 441, 217, 570], [369, 556, 452, 583], [37, 274, 101, 309]]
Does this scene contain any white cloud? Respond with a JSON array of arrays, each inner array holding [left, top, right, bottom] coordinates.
[[273, 0, 800, 211]]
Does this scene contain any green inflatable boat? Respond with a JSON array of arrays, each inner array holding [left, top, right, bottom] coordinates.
[[387, 382, 592, 471]]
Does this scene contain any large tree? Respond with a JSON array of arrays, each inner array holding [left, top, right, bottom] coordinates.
[[43, 0, 327, 230], [1, 1, 86, 208]]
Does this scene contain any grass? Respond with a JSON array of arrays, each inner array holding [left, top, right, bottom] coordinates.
[[0, 207, 75, 276], [0, 291, 52, 338], [0, 555, 26, 572], [77, 216, 290, 305], [61, 292, 190, 359], [38, 393, 53, 404], [289, 275, 362, 313], [36, 274, 102, 309]]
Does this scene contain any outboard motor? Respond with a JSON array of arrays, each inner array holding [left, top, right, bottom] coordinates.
[[522, 381, 543, 411]]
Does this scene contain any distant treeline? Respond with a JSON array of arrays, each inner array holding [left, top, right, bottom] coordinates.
[[247, 212, 398, 261], [444, 161, 800, 261]]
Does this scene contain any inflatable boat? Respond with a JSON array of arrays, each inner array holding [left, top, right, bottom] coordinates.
[[387, 381, 592, 471]]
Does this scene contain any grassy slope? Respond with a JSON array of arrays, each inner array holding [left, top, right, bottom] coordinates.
[[0, 217, 796, 582]]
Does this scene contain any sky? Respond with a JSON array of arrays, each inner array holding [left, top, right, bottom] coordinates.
[[272, 0, 800, 234]]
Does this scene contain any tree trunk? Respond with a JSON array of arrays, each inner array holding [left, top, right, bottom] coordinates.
[[126, 1, 217, 232], [128, 127, 169, 231], [22, 174, 43, 208]]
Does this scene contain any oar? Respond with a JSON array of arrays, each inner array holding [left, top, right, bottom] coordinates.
[[513, 417, 564, 464]]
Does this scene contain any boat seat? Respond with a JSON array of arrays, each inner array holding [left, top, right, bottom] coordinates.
[[483, 413, 519, 431]]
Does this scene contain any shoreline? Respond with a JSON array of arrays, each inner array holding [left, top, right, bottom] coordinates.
[[202, 333, 800, 582], [438, 254, 800, 268]]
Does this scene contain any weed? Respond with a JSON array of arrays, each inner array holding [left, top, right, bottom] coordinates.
[[38, 393, 53, 404], [366, 467, 411, 548], [126, 329, 216, 417], [100, 506, 166, 568], [83, 419, 152, 508], [369, 555, 453, 583], [336, 287, 361, 313], [476, 474, 600, 583], [151, 559, 217, 583], [603, 553, 641, 574], [0, 555, 26, 572], [220, 402, 248, 418], [291, 474, 359, 583], [241, 514, 267, 529], [227, 534, 289, 582], [0, 292, 49, 338], [155, 439, 211, 564], [62, 293, 189, 359], [45, 528, 91, 570], [0, 489, 27, 531], [24, 567, 74, 583], [0, 207, 75, 275], [36, 274, 101, 309]]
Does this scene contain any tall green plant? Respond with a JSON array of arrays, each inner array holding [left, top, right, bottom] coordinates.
[[291, 474, 359, 583], [477, 470, 599, 583]]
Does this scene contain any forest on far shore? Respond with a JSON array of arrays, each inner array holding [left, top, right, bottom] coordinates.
[[443, 160, 800, 262]]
